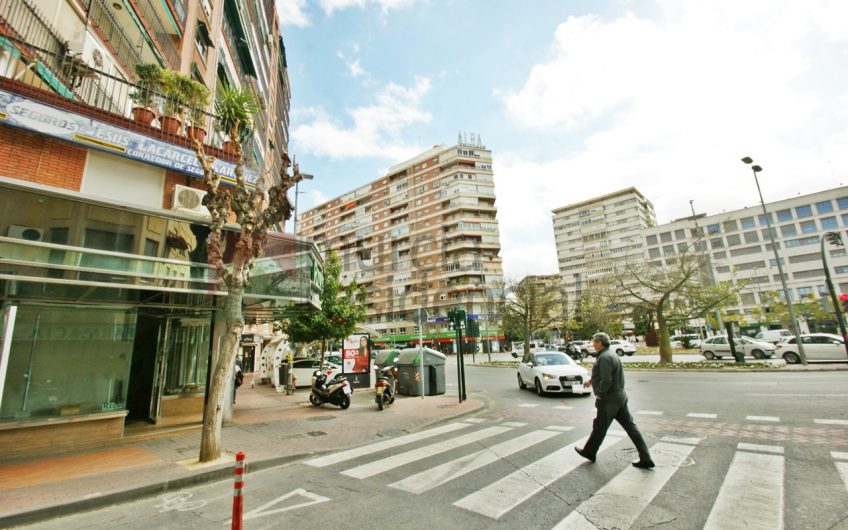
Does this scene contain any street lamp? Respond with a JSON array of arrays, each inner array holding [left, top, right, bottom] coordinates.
[[741, 157, 807, 364], [820, 232, 848, 357], [292, 173, 313, 235]]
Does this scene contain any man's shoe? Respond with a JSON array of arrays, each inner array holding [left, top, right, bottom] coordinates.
[[575, 447, 595, 463], [632, 460, 655, 469]]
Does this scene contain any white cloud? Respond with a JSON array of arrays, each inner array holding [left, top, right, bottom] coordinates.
[[292, 77, 432, 161], [277, 0, 310, 27], [346, 59, 366, 78], [494, 0, 848, 278]]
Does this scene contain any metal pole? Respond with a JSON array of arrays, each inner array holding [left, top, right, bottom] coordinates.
[[292, 180, 300, 235], [418, 311, 425, 399], [751, 167, 807, 364], [820, 233, 848, 357]]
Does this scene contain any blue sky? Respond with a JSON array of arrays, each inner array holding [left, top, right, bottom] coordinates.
[[276, 0, 848, 278]]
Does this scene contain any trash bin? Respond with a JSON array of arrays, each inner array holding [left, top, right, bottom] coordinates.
[[278, 363, 289, 388], [374, 349, 401, 370], [396, 347, 446, 396]]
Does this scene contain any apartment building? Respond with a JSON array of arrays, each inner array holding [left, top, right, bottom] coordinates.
[[552, 187, 657, 307], [298, 138, 505, 352], [642, 186, 848, 332], [0, 0, 321, 458]]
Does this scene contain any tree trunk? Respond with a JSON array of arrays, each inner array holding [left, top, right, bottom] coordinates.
[[199, 286, 244, 462], [656, 307, 672, 364]]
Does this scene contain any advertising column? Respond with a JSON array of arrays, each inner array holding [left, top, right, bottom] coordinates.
[[342, 333, 371, 389]]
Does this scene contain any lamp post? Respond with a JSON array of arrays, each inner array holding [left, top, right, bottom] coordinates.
[[292, 173, 314, 235], [741, 157, 807, 364], [820, 232, 848, 357]]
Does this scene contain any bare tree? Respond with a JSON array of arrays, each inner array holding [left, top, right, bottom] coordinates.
[[192, 86, 304, 462], [612, 244, 740, 364], [497, 277, 562, 354]]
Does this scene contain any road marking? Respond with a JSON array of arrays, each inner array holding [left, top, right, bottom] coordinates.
[[341, 425, 513, 479], [738, 443, 784, 454], [242, 489, 329, 520], [836, 462, 848, 492], [815, 419, 848, 425], [553, 405, 574, 410], [704, 450, 784, 530], [544, 425, 575, 432], [746, 415, 780, 422], [501, 421, 527, 427], [388, 429, 560, 494], [464, 418, 487, 423], [552, 441, 697, 529], [637, 410, 664, 415], [661, 435, 703, 445], [452, 435, 622, 519], [687, 413, 717, 419], [519, 403, 540, 408], [304, 422, 472, 468], [155, 492, 207, 513], [832, 451, 848, 461]]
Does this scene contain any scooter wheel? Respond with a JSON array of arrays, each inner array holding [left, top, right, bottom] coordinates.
[[388, 395, 395, 405], [309, 394, 320, 406], [339, 395, 351, 410], [377, 395, 384, 411]]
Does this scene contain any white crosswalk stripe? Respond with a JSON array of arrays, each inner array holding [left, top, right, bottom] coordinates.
[[452, 434, 622, 519], [704, 445, 784, 529], [553, 440, 699, 529]]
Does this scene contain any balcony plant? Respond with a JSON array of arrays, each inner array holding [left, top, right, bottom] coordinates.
[[214, 84, 260, 156], [186, 79, 211, 143], [159, 69, 195, 135], [129, 63, 162, 125]]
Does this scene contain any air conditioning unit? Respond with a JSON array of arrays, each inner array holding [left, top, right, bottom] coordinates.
[[7, 225, 44, 241], [172, 185, 209, 216]]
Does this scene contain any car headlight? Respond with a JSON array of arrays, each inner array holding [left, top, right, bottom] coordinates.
[[542, 372, 556, 380]]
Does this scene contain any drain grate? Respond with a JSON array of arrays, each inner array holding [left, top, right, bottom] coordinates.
[[306, 431, 327, 437], [307, 415, 336, 422]]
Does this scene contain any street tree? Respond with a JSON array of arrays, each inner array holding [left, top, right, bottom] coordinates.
[[571, 287, 623, 340], [755, 291, 831, 332], [613, 244, 740, 364], [278, 249, 367, 363], [496, 277, 562, 354], [191, 85, 304, 462]]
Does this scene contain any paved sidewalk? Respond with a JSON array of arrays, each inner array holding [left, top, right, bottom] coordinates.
[[0, 376, 484, 528]]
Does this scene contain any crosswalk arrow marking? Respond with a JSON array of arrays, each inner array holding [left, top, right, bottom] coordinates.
[[242, 488, 330, 520]]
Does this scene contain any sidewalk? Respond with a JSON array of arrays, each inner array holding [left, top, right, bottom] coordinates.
[[0, 375, 485, 528]]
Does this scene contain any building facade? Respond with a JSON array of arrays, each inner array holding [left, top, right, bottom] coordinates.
[[552, 187, 657, 309], [642, 186, 848, 333], [298, 138, 505, 352], [0, 0, 320, 458]]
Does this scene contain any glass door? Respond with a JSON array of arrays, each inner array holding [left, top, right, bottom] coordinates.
[[148, 319, 170, 423]]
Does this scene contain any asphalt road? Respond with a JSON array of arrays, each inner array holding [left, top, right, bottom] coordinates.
[[24, 364, 848, 530]]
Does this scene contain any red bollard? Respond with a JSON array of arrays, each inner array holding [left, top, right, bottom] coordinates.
[[232, 451, 245, 530]]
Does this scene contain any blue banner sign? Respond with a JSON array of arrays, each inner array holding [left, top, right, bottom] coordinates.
[[0, 89, 258, 186]]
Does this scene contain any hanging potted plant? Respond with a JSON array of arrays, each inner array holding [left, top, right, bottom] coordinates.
[[186, 79, 211, 143], [159, 69, 194, 136], [129, 63, 162, 125], [215, 84, 260, 156]]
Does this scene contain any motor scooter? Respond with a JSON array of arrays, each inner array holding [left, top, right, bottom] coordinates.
[[374, 364, 398, 411], [562, 342, 584, 361], [309, 370, 352, 409]]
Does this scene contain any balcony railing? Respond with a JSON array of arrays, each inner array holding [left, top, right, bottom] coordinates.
[[134, 0, 181, 69]]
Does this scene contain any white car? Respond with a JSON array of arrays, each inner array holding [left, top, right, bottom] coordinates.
[[776, 333, 848, 363], [609, 339, 636, 356], [699, 336, 775, 360], [570, 340, 595, 356], [517, 351, 592, 396], [291, 358, 341, 387], [670, 334, 702, 348]]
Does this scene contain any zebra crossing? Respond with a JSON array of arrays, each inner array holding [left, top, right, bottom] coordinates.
[[304, 417, 848, 528]]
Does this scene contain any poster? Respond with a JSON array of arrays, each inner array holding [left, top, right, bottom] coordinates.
[[343, 334, 370, 374]]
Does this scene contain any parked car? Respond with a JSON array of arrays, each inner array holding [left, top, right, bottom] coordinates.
[[291, 358, 341, 387], [609, 339, 636, 356], [670, 334, 702, 348], [754, 329, 793, 344], [776, 333, 848, 364], [517, 351, 592, 396], [699, 335, 776, 360]]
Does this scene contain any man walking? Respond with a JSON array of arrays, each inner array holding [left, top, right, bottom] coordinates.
[[575, 332, 655, 468]]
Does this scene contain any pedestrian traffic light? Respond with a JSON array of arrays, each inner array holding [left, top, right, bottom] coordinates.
[[841, 293, 848, 312]]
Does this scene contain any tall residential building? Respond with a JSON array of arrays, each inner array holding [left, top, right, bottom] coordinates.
[[0, 0, 321, 458], [298, 138, 505, 352], [641, 186, 848, 334], [552, 187, 656, 308]]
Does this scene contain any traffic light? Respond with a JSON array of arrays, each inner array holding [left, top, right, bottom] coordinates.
[[841, 293, 848, 313], [466, 318, 479, 336], [826, 232, 844, 247]]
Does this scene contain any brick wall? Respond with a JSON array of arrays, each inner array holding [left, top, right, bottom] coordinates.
[[0, 126, 87, 190]]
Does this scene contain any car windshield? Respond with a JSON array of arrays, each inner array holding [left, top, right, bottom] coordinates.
[[534, 353, 572, 366]]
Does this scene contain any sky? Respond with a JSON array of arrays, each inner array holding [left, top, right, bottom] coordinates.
[[275, 0, 848, 279]]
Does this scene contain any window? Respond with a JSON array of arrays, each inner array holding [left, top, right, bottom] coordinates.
[[838, 197, 848, 210], [743, 231, 759, 244], [797, 286, 813, 297], [740, 217, 755, 229], [816, 200, 834, 214], [723, 220, 738, 233], [780, 224, 797, 237], [821, 216, 838, 230], [645, 234, 657, 245], [726, 234, 741, 247], [660, 232, 672, 243], [663, 244, 675, 256], [761, 227, 777, 240], [707, 224, 720, 235], [648, 247, 661, 259], [776, 209, 792, 222], [800, 220, 817, 234], [710, 238, 724, 249], [795, 205, 813, 218], [674, 229, 686, 239], [758, 213, 774, 225]]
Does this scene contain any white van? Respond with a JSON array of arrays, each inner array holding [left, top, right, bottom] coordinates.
[[754, 329, 792, 344]]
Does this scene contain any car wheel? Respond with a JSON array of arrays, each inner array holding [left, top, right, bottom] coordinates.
[[616, 349, 624, 356], [751, 349, 764, 360], [703, 351, 715, 360], [783, 351, 801, 364], [517, 373, 527, 389], [534, 378, 544, 396]]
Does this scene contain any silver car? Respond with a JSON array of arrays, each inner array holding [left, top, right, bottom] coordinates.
[[776, 333, 848, 363], [700, 335, 776, 360]]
